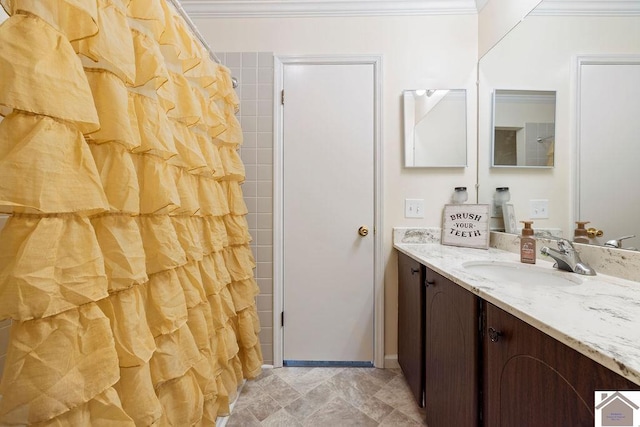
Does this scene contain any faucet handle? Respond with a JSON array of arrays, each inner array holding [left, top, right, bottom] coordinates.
[[605, 235, 636, 248], [557, 238, 575, 252], [587, 227, 604, 238]]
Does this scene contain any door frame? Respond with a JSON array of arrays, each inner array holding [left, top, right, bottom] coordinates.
[[272, 55, 384, 368], [573, 54, 640, 225]]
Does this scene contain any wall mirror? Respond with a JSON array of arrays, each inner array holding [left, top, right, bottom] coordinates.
[[491, 89, 556, 168], [403, 89, 467, 168], [477, 3, 640, 249]]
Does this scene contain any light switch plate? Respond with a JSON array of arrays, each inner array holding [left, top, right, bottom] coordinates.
[[530, 199, 549, 219], [405, 199, 425, 218]]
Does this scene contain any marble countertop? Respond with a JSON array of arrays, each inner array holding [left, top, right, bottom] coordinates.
[[394, 238, 640, 386]]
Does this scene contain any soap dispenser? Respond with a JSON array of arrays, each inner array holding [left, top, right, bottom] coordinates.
[[520, 221, 536, 264], [574, 221, 589, 244]]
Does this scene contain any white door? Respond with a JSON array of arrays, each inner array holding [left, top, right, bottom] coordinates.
[[282, 62, 375, 364], [578, 60, 640, 249]]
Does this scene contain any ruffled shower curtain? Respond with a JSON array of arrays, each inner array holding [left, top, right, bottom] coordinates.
[[0, 0, 262, 425]]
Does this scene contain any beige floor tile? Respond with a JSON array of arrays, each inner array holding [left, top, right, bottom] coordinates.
[[262, 408, 303, 427], [226, 367, 426, 426], [284, 382, 336, 420], [226, 408, 263, 427], [260, 374, 302, 406], [285, 367, 344, 394], [379, 409, 426, 426], [302, 397, 378, 427], [356, 396, 395, 423], [245, 391, 283, 421]]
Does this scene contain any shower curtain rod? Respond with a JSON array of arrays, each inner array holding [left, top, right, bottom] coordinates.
[[167, 0, 222, 65]]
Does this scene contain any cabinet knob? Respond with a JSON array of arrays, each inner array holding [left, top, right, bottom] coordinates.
[[488, 327, 503, 342], [425, 279, 435, 287], [411, 268, 420, 275]]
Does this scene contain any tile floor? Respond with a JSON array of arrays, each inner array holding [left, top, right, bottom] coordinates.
[[224, 367, 427, 426]]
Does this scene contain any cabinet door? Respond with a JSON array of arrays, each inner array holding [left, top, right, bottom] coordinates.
[[397, 252, 425, 407], [425, 268, 479, 427], [483, 302, 640, 427]]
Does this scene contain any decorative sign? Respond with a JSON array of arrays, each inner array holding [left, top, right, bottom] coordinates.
[[441, 204, 490, 249]]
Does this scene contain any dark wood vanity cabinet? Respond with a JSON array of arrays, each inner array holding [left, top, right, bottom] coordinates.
[[397, 251, 640, 427], [397, 251, 425, 407], [397, 253, 479, 418], [483, 301, 640, 427], [424, 268, 480, 427]]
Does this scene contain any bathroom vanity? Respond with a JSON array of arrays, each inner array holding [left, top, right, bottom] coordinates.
[[395, 231, 640, 426]]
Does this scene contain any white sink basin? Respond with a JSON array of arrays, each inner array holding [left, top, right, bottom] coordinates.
[[462, 261, 584, 287]]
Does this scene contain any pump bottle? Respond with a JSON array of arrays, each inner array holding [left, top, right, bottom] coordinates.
[[520, 221, 536, 264], [574, 221, 589, 244]]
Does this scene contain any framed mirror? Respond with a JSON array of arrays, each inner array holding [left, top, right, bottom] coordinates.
[[491, 89, 556, 168], [403, 89, 467, 168]]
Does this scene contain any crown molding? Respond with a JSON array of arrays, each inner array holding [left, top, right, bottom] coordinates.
[[496, 91, 556, 104], [475, 0, 489, 12], [179, 0, 640, 19], [180, 0, 478, 18], [531, 0, 640, 16]]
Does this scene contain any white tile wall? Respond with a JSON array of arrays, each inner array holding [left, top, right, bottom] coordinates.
[[217, 52, 275, 364]]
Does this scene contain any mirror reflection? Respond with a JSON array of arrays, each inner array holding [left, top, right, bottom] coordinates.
[[577, 59, 640, 250], [477, 6, 639, 251], [492, 89, 555, 168], [403, 89, 467, 168]]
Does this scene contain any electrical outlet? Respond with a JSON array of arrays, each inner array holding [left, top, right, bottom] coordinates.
[[530, 199, 549, 219], [405, 199, 425, 218]]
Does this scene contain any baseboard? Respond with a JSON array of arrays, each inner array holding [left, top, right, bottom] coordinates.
[[384, 354, 400, 369]]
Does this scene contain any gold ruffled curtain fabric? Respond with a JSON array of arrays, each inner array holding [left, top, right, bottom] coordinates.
[[0, 0, 262, 425]]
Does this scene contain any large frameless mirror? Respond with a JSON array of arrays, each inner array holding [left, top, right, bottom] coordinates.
[[403, 89, 467, 168], [491, 89, 556, 168]]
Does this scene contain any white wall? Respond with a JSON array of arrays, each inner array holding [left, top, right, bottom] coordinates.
[[478, 15, 640, 235], [195, 14, 478, 359], [478, 0, 541, 57]]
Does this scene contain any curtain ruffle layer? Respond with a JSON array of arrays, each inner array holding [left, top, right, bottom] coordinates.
[[0, 0, 262, 425], [0, 113, 109, 215], [0, 13, 99, 132]]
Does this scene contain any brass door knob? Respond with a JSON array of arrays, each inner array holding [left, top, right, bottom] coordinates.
[[358, 226, 369, 237]]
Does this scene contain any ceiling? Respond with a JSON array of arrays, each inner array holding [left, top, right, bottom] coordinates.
[[179, 0, 640, 18]]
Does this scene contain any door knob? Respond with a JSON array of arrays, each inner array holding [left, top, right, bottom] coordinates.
[[358, 226, 369, 237]]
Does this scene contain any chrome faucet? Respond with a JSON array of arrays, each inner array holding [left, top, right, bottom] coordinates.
[[604, 235, 636, 249], [540, 238, 596, 276]]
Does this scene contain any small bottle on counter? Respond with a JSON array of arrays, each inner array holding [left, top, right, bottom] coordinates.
[[574, 221, 589, 244], [520, 221, 536, 264]]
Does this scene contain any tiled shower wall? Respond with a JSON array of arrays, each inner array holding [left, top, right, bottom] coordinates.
[[525, 122, 554, 166], [216, 52, 275, 364]]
